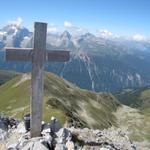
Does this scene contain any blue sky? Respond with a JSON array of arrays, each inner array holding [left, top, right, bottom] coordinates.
[[0, 0, 150, 38]]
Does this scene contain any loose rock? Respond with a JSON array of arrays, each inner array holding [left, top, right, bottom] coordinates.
[[0, 117, 138, 150]]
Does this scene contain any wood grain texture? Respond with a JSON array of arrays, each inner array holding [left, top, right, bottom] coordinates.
[[46, 50, 70, 62], [5, 48, 33, 61], [31, 22, 47, 137]]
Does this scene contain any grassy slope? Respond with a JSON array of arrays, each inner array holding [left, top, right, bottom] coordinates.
[[115, 87, 150, 115], [114, 105, 150, 142], [0, 72, 120, 129], [115, 88, 150, 143]]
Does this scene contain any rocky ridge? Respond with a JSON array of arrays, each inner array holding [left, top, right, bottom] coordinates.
[[0, 116, 136, 150]]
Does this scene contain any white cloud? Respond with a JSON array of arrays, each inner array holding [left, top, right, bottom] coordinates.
[[132, 34, 146, 41], [63, 20, 88, 35], [0, 31, 4, 35], [47, 27, 58, 33], [99, 29, 113, 38], [74, 27, 88, 35], [64, 21, 73, 28], [8, 17, 23, 27], [67, 26, 88, 35], [47, 23, 58, 33]]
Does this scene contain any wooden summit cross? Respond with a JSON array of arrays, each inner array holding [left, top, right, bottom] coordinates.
[[5, 22, 70, 137]]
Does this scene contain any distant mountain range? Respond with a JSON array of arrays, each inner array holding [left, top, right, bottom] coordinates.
[[1, 23, 150, 92]]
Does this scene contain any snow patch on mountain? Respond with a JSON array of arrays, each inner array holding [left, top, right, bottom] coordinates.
[[21, 36, 31, 48]]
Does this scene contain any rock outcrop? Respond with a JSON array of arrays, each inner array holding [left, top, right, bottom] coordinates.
[[0, 116, 136, 150]]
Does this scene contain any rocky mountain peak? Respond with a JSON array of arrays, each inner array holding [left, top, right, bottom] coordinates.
[[82, 32, 95, 39], [2, 24, 19, 35], [60, 30, 71, 40]]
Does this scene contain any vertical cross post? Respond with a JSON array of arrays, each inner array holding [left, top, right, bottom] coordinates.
[[31, 22, 47, 137]]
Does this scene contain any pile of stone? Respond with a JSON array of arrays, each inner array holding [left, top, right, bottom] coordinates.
[[0, 116, 136, 150], [69, 127, 136, 150]]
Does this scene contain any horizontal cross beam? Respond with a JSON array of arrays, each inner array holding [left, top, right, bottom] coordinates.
[[5, 48, 33, 61], [46, 50, 70, 62], [5, 48, 70, 62]]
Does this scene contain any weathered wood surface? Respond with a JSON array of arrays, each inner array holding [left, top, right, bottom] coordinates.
[[31, 22, 47, 137], [46, 50, 70, 61], [6, 48, 33, 61], [6, 48, 70, 62]]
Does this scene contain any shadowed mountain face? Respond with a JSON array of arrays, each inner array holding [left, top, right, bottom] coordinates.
[[1, 24, 150, 92]]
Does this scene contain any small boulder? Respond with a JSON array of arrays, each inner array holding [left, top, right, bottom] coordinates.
[[56, 128, 72, 144], [22, 141, 49, 150], [65, 140, 75, 150], [55, 143, 66, 150], [19, 137, 49, 150]]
